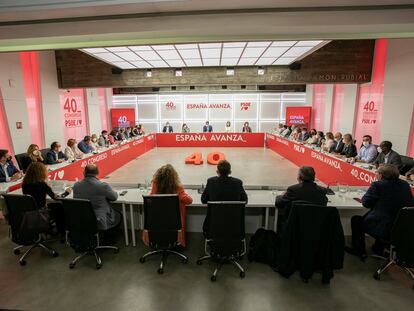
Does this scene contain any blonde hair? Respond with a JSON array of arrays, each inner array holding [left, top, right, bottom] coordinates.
[[27, 144, 42, 161], [67, 139, 76, 148], [152, 164, 181, 194], [23, 162, 48, 185]]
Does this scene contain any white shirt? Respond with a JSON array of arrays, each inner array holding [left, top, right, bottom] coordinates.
[[1, 162, 10, 182], [225, 126, 232, 132]]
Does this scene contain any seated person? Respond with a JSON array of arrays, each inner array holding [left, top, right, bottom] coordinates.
[[281, 125, 291, 138], [329, 132, 344, 153], [201, 160, 248, 234], [275, 166, 328, 211], [0, 149, 23, 183], [108, 129, 118, 144], [242, 122, 252, 133], [117, 128, 127, 140], [135, 124, 145, 136], [22, 162, 71, 237], [46, 142, 67, 164], [339, 134, 357, 158], [373, 141, 403, 170], [77, 136, 94, 154], [276, 123, 284, 134], [90, 134, 100, 150], [315, 131, 325, 147], [21, 144, 44, 173], [203, 121, 213, 133], [73, 164, 121, 242], [346, 164, 414, 258], [351, 135, 377, 164], [321, 132, 334, 152], [182, 123, 190, 133], [306, 129, 318, 144], [64, 139, 84, 161], [162, 122, 173, 133], [125, 127, 134, 138], [406, 166, 414, 182], [98, 130, 110, 147], [225, 121, 232, 133], [297, 128, 309, 142], [143, 164, 193, 247], [289, 127, 301, 141]]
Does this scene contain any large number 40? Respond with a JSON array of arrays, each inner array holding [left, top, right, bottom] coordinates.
[[185, 152, 226, 165]]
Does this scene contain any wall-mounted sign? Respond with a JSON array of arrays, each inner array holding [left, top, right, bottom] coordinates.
[[59, 89, 88, 142], [285, 106, 312, 127], [110, 108, 136, 128]]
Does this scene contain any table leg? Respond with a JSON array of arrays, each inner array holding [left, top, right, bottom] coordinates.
[[273, 207, 278, 233], [130, 204, 136, 247], [265, 207, 269, 230], [122, 203, 129, 246]]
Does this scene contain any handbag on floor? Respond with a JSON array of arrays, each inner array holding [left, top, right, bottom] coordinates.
[[248, 228, 279, 267]]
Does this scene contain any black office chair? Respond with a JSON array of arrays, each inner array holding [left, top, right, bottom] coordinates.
[[373, 207, 414, 289], [40, 148, 50, 161], [2, 194, 59, 266], [139, 194, 188, 274], [61, 198, 119, 269], [196, 201, 246, 282], [13, 153, 27, 171], [400, 156, 414, 175]]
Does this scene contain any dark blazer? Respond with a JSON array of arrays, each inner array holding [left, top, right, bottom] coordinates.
[[201, 176, 248, 233], [275, 181, 328, 210], [298, 132, 309, 142], [362, 179, 414, 239], [374, 150, 403, 169], [22, 182, 57, 208], [45, 150, 67, 165], [203, 125, 213, 133], [340, 144, 357, 158], [329, 140, 345, 153], [0, 161, 20, 183], [242, 126, 252, 133], [162, 125, 173, 133]]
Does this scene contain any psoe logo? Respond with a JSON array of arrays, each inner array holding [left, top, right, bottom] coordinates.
[[293, 144, 305, 153], [165, 101, 176, 110], [240, 102, 251, 111]]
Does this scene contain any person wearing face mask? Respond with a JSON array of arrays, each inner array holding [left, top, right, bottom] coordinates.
[[78, 136, 94, 154], [281, 125, 291, 138], [351, 135, 378, 164], [329, 132, 345, 153], [224, 121, 232, 133], [297, 128, 309, 142], [98, 130, 110, 147], [339, 134, 357, 158], [90, 134, 100, 151], [306, 129, 318, 144], [135, 124, 145, 136], [182, 123, 190, 133], [0, 149, 23, 183], [64, 139, 84, 161], [21, 144, 44, 173], [373, 141, 403, 170], [46, 142, 68, 164], [162, 122, 173, 133]]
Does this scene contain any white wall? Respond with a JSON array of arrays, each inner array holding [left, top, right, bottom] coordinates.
[[85, 88, 103, 135], [38, 51, 64, 148], [0, 53, 31, 154], [381, 38, 414, 154], [337, 84, 358, 135]]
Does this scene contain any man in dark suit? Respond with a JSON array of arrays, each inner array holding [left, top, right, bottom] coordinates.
[[346, 164, 414, 259], [46, 142, 68, 165], [0, 149, 23, 183], [373, 141, 403, 170], [202, 121, 213, 133], [297, 128, 309, 142], [329, 132, 345, 153], [162, 122, 173, 133], [275, 166, 328, 210], [201, 160, 248, 233]]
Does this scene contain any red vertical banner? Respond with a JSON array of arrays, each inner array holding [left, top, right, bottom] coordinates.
[[110, 108, 136, 128], [285, 106, 312, 127], [97, 88, 109, 131], [330, 84, 345, 134], [60, 89, 88, 142], [0, 89, 14, 153], [311, 84, 326, 130], [353, 39, 388, 146], [20, 52, 45, 148], [407, 107, 414, 157]]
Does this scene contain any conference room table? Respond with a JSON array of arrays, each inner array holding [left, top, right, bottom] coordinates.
[[7, 184, 363, 247]]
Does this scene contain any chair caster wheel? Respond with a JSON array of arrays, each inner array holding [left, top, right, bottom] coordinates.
[[19, 260, 26, 266], [240, 271, 245, 278], [52, 251, 59, 257], [373, 272, 380, 280], [69, 263, 75, 269], [96, 263, 102, 270], [14, 249, 21, 255], [211, 275, 217, 282], [114, 248, 119, 254], [157, 268, 164, 274], [182, 258, 188, 264], [139, 257, 145, 263], [196, 260, 202, 265]]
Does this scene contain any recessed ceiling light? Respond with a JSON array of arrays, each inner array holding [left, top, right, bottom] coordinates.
[[175, 68, 182, 77], [226, 67, 235, 76], [145, 69, 152, 77]]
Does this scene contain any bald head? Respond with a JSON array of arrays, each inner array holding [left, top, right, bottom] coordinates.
[[84, 164, 99, 177]]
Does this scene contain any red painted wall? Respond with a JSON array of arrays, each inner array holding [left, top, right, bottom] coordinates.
[[0, 89, 14, 154]]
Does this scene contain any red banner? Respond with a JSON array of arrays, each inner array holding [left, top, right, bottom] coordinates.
[[156, 133, 265, 147], [285, 106, 312, 127], [110, 108, 136, 128], [266, 133, 377, 186], [60, 89, 88, 142]]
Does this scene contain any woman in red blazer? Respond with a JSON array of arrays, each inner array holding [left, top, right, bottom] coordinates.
[[142, 164, 193, 247]]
